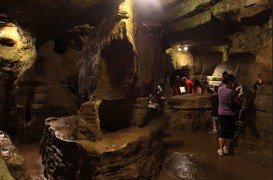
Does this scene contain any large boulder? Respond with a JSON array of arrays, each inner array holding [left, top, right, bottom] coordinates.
[[167, 94, 215, 132], [0, 131, 30, 179], [40, 115, 167, 179]]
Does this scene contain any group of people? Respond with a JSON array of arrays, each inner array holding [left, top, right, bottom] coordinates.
[[173, 76, 205, 95], [209, 71, 262, 156]]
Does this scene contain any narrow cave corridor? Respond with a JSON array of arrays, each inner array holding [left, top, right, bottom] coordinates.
[[0, 0, 272, 179]]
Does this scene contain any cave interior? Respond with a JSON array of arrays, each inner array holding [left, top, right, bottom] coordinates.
[[0, 0, 272, 179]]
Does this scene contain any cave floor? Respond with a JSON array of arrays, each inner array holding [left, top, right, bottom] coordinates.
[[16, 143, 45, 180], [14, 131, 271, 180], [160, 130, 272, 180]]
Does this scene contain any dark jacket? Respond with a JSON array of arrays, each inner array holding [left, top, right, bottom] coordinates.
[[211, 94, 219, 117]]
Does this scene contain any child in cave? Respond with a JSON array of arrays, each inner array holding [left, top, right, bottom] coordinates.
[[209, 86, 219, 135], [148, 94, 160, 119]]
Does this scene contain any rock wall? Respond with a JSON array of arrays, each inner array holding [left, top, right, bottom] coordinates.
[[213, 22, 272, 85], [77, 0, 165, 140], [237, 85, 272, 170], [0, 23, 36, 137], [14, 25, 92, 143], [0, 157, 14, 180], [167, 94, 215, 132], [40, 116, 166, 179], [0, 131, 30, 179], [192, 50, 223, 76]]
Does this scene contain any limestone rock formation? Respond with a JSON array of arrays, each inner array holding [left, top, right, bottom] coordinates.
[[167, 94, 215, 132], [0, 24, 36, 138], [0, 131, 30, 179], [12, 24, 92, 143], [40, 115, 166, 179], [39, 0, 167, 179]]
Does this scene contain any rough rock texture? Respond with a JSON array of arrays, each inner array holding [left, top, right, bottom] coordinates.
[[0, 156, 14, 180], [0, 24, 36, 137], [76, 101, 102, 141], [212, 23, 272, 84], [0, 0, 115, 45], [208, 14, 271, 87], [14, 25, 91, 143], [168, 49, 194, 70], [40, 116, 166, 179], [0, 131, 30, 179], [237, 85, 272, 170], [131, 97, 150, 127], [192, 50, 223, 76], [167, 94, 215, 132], [212, 53, 259, 85], [162, 0, 271, 43], [78, 0, 163, 100], [76, 0, 164, 140]]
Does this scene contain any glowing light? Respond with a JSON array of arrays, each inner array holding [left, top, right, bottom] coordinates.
[[184, 46, 189, 51], [178, 47, 182, 52], [0, 31, 3, 36]]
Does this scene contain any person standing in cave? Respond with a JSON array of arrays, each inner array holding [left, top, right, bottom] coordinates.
[[148, 94, 160, 119], [238, 85, 259, 137], [217, 74, 240, 156], [193, 79, 202, 94], [181, 77, 194, 94], [173, 76, 181, 95], [209, 86, 219, 135], [252, 74, 263, 93]]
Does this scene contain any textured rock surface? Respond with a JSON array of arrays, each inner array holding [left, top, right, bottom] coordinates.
[[212, 53, 259, 85], [237, 85, 272, 170], [78, 0, 163, 100], [40, 116, 167, 179], [14, 25, 91, 143], [76, 101, 102, 141], [0, 24, 36, 137], [0, 131, 30, 179], [1, 0, 114, 45], [131, 97, 150, 127], [0, 156, 14, 180], [163, 0, 271, 43], [167, 94, 215, 132], [192, 50, 223, 76]]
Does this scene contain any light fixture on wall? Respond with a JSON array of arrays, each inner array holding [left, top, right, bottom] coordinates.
[[183, 46, 188, 52], [0, 31, 4, 37], [178, 47, 182, 52]]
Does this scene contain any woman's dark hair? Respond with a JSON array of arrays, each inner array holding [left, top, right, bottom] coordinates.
[[223, 74, 235, 84], [194, 79, 201, 87]]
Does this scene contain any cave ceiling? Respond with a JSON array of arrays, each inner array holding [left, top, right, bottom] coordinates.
[[0, 0, 272, 48], [0, 0, 117, 45], [160, 0, 272, 47]]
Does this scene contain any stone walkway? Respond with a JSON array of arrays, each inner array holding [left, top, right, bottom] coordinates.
[[160, 130, 272, 180]]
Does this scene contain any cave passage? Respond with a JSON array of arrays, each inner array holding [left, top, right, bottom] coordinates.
[[0, 0, 272, 179]]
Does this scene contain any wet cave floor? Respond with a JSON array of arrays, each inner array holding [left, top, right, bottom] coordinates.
[[15, 131, 271, 180], [159, 131, 272, 180], [15, 143, 45, 180]]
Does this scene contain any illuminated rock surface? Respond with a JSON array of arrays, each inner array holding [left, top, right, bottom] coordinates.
[[0, 0, 271, 178]]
